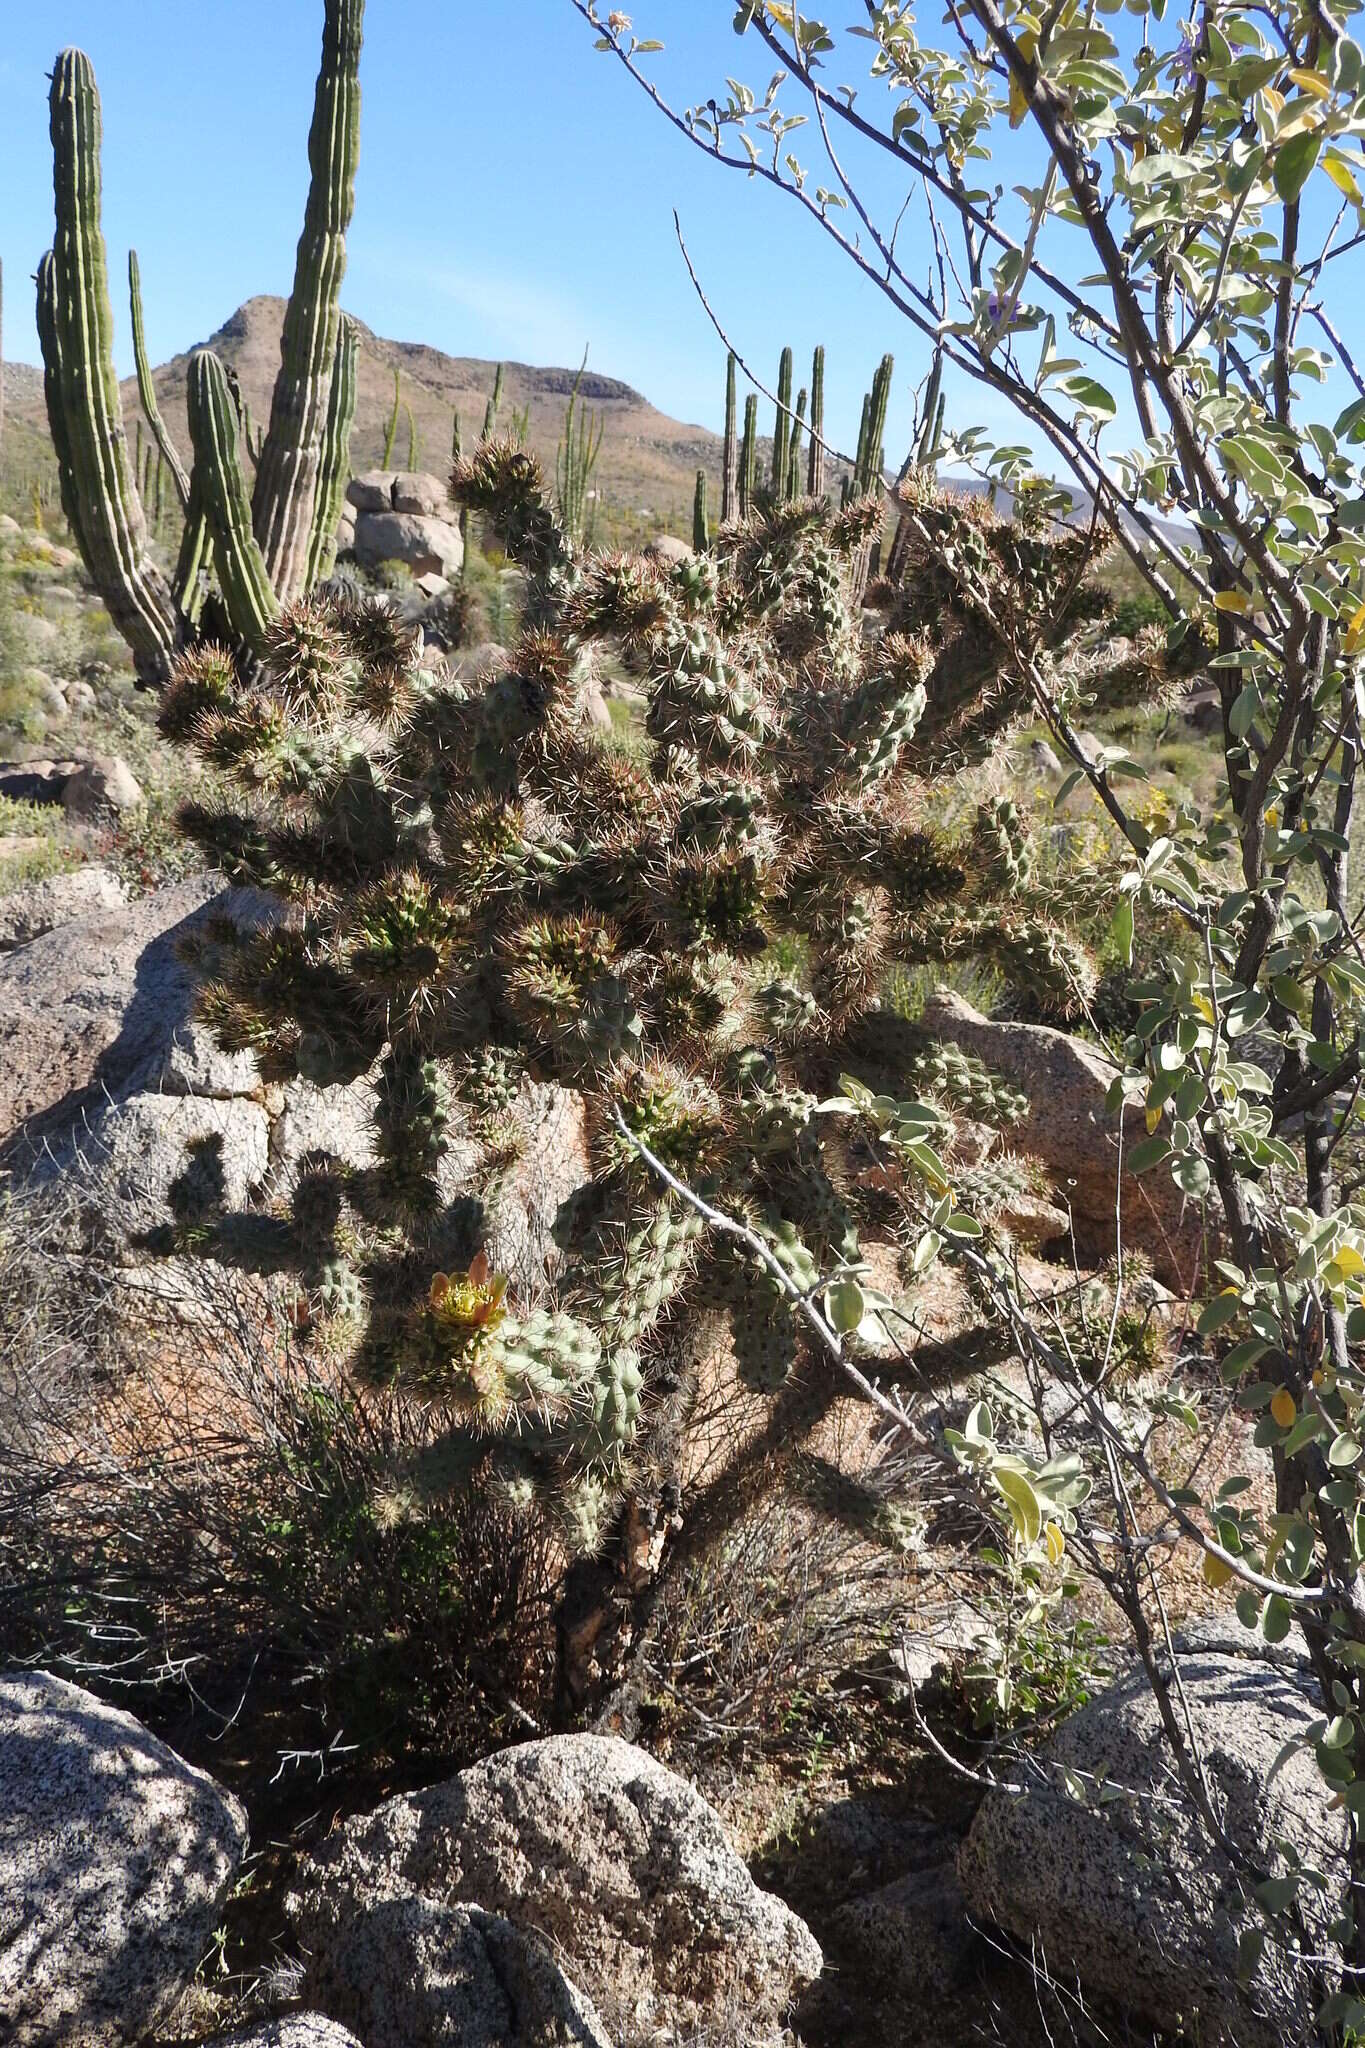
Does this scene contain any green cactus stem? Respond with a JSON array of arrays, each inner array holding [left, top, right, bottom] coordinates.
[[787, 388, 807, 502], [739, 393, 758, 518], [186, 350, 280, 657], [128, 249, 190, 512], [721, 351, 737, 525], [692, 468, 709, 553], [807, 344, 825, 497], [382, 366, 401, 467], [483, 363, 505, 440], [772, 345, 793, 501], [250, 0, 364, 601], [303, 312, 358, 590], [39, 51, 181, 683], [405, 402, 418, 472]]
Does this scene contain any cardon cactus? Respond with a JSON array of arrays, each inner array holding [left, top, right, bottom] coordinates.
[[38, 1, 364, 682], [161, 408, 1170, 1570]]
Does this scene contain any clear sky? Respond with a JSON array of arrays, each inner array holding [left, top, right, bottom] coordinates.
[[0, 2, 964, 465]]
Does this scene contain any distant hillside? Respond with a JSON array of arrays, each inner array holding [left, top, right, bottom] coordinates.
[[4, 297, 733, 539]]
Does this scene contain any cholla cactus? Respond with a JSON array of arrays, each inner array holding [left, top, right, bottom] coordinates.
[[162, 429, 1168, 1557]]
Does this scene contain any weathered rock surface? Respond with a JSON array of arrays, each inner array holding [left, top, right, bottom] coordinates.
[[62, 754, 145, 816], [0, 756, 83, 806], [922, 987, 1205, 1285], [207, 2021, 363, 2048], [643, 534, 694, 568], [958, 1645, 1347, 2048], [0, 1670, 247, 2048], [37, 1090, 272, 1248], [345, 473, 463, 577], [0, 864, 127, 950], [294, 1892, 612, 2048], [352, 508, 464, 579], [0, 874, 253, 1143], [291, 1734, 820, 2044]]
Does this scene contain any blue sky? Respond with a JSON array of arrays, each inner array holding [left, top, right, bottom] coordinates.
[[0, 2, 964, 462]]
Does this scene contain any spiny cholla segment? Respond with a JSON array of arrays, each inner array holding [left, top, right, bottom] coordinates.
[[165, 448, 1161, 1551]]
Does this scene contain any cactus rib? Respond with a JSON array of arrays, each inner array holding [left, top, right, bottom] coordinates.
[[250, 0, 365, 600], [41, 51, 181, 683], [187, 350, 280, 656], [128, 249, 190, 512]]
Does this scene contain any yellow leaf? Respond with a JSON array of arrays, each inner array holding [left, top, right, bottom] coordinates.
[[1324, 151, 1363, 203], [1270, 1387, 1297, 1429], [1009, 69, 1029, 127], [1202, 1549, 1233, 1589], [1045, 1521, 1066, 1567], [1193, 992, 1215, 1024], [1288, 68, 1332, 101], [1146, 1103, 1164, 1133], [1214, 589, 1252, 613], [1332, 1244, 1365, 1277], [1262, 86, 1285, 117], [995, 1466, 1042, 1549], [1344, 601, 1365, 656]]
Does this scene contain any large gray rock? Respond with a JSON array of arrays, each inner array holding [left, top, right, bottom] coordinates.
[[958, 1646, 1347, 2047], [0, 1670, 247, 2047], [291, 1734, 820, 2045], [0, 874, 263, 1144], [473, 1080, 589, 1299], [0, 864, 127, 950], [294, 1892, 612, 2048], [346, 469, 394, 513], [353, 510, 464, 579], [37, 1090, 271, 1247], [208, 2022, 363, 2048], [922, 987, 1204, 1286], [390, 470, 451, 517], [61, 754, 145, 817]]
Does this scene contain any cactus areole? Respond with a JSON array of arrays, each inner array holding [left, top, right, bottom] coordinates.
[[37, 1, 365, 684]]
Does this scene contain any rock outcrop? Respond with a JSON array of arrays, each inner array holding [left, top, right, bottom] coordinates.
[[345, 471, 463, 578], [294, 1893, 612, 2048], [922, 987, 1206, 1286], [958, 1639, 1346, 2047], [0, 1670, 247, 2048], [291, 1733, 821, 2046]]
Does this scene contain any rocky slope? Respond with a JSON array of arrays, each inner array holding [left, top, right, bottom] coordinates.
[[4, 299, 728, 538]]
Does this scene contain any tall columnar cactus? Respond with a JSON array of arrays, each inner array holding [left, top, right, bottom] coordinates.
[[37, 2, 365, 682], [771, 345, 794, 501], [38, 52, 182, 683], [382, 367, 402, 468], [807, 344, 825, 498], [250, 0, 363, 598], [159, 424, 1155, 1568], [787, 388, 807, 503], [692, 468, 709, 553], [739, 394, 758, 518], [720, 351, 737, 525]]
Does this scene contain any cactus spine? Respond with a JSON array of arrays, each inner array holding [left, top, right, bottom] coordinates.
[[720, 351, 737, 525], [807, 344, 825, 497], [38, 5, 365, 681], [692, 467, 709, 553]]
